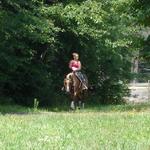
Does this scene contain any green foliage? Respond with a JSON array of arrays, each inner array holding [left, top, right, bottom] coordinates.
[[132, 0, 150, 26], [138, 36, 150, 82], [0, 0, 61, 106], [132, 0, 150, 82], [47, 0, 139, 103], [0, 0, 142, 105]]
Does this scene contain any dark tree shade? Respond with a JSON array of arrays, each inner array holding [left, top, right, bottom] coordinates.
[[0, 0, 142, 105]]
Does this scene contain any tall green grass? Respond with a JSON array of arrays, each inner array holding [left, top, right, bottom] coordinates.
[[0, 103, 150, 150]]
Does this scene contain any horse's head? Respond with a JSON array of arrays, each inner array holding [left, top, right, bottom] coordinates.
[[64, 75, 73, 93]]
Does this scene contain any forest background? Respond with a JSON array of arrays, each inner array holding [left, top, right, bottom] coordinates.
[[0, 0, 149, 106]]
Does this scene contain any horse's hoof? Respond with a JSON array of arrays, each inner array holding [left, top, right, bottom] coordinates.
[[69, 107, 75, 112]]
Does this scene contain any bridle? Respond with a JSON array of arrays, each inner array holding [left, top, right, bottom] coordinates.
[[64, 77, 73, 93], [64, 73, 84, 95]]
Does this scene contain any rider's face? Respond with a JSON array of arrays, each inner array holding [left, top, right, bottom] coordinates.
[[73, 55, 79, 60]]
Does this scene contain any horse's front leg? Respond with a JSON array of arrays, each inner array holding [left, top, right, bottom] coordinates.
[[70, 94, 76, 110], [70, 85, 78, 110]]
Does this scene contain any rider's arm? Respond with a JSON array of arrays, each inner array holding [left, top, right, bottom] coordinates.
[[77, 61, 81, 71], [69, 60, 73, 69]]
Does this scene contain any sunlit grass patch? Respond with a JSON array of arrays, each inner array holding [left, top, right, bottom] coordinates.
[[0, 103, 150, 150]]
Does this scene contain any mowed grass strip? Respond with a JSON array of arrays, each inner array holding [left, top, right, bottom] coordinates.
[[0, 104, 150, 150]]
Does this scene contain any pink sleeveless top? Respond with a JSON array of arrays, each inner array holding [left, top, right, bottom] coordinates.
[[69, 60, 81, 70]]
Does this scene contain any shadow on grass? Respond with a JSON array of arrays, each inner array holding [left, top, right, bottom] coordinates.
[[0, 104, 70, 115], [0, 104, 35, 115], [1, 102, 150, 115], [46, 102, 150, 113], [86, 102, 150, 113], [0, 102, 71, 115]]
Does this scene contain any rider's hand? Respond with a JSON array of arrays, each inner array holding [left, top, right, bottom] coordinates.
[[72, 67, 77, 71]]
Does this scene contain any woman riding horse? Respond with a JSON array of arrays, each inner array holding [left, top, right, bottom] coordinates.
[[64, 52, 88, 110], [68, 52, 88, 90]]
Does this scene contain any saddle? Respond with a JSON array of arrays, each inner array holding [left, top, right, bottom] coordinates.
[[74, 71, 88, 90]]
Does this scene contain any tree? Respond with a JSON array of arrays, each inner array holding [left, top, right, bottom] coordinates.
[[0, 0, 60, 105], [46, 0, 140, 104], [0, 0, 141, 105], [131, 0, 150, 82]]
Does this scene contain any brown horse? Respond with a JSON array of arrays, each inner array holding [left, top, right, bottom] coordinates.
[[64, 72, 88, 110]]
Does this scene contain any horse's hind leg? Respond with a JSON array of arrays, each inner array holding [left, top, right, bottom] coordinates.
[[70, 101, 75, 110], [82, 102, 85, 109], [77, 100, 84, 109], [78, 94, 84, 109], [78, 101, 82, 109]]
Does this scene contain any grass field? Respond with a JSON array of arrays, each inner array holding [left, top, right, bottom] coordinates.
[[0, 103, 150, 150]]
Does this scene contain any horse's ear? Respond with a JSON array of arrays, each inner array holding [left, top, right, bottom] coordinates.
[[68, 74, 72, 79]]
